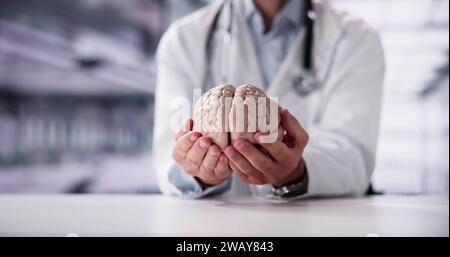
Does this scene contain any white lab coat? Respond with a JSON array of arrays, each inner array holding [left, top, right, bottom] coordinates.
[[153, 0, 385, 198]]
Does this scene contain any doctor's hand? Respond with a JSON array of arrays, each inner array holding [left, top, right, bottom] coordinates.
[[224, 109, 309, 187], [172, 118, 233, 187]]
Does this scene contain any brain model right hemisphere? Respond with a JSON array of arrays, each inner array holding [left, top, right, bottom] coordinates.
[[193, 84, 283, 150]]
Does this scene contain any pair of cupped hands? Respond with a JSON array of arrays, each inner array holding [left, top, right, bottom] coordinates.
[[172, 108, 309, 188]]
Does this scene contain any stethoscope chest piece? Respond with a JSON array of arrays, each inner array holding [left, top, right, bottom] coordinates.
[[293, 70, 320, 96]]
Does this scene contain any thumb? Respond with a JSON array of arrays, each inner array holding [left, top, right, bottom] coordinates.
[[175, 118, 193, 141], [183, 118, 193, 133], [280, 109, 308, 148]]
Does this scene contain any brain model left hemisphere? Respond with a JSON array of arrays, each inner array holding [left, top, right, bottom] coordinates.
[[193, 84, 235, 149], [193, 84, 283, 150]]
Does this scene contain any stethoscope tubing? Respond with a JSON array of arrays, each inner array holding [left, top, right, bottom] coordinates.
[[204, 0, 321, 96]]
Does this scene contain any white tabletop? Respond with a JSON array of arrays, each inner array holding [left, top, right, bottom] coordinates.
[[0, 194, 448, 237]]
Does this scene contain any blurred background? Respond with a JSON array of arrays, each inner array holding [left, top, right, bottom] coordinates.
[[0, 0, 448, 194]]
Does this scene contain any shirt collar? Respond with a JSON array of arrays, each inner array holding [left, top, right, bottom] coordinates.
[[243, 0, 304, 30]]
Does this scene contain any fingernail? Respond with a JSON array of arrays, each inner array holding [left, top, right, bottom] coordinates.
[[209, 147, 219, 157], [182, 121, 189, 132], [199, 138, 210, 149], [190, 134, 199, 142], [225, 147, 236, 158], [234, 140, 247, 150], [219, 156, 228, 163]]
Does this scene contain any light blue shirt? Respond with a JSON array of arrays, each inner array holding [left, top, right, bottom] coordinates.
[[243, 0, 304, 86], [168, 0, 304, 198]]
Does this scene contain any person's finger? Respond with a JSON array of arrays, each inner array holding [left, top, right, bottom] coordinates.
[[280, 109, 309, 149], [224, 146, 264, 181], [230, 162, 266, 185], [172, 131, 202, 163], [254, 133, 294, 163], [232, 139, 275, 173], [198, 144, 221, 176], [214, 154, 232, 178], [175, 118, 193, 141], [229, 162, 249, 179], [185, 136, 211, 166]]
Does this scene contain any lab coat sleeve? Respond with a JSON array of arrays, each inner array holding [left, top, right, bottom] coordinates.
[[153, 24, 232, 198], [302, 23, 385, 197]]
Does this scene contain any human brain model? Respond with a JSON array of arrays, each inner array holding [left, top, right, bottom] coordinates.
[[193, 84, 282, 150]]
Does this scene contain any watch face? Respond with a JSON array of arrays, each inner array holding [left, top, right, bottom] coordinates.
[[272, 176, 308, 198], [283, 189, 306, 198]]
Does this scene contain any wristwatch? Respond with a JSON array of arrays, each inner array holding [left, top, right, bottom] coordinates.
[[272, 173, 308, 198]]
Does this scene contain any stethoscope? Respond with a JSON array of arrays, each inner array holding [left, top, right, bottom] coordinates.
[[203, 0, 320, 96]]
